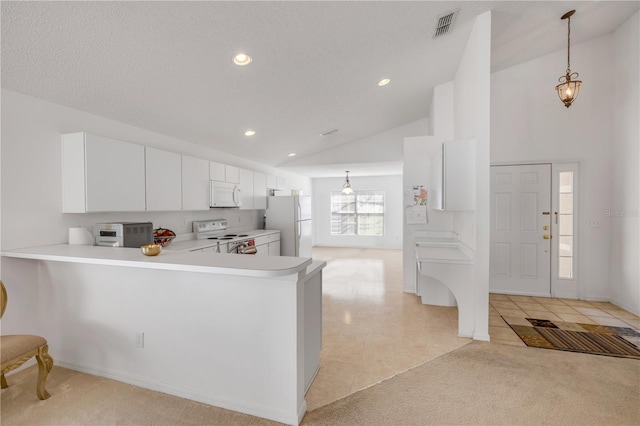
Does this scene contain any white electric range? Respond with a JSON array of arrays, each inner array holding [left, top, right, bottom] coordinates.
[[165, 219, 280, 255]]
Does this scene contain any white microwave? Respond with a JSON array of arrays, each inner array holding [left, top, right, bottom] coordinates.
[[210, 181, 241, 208]]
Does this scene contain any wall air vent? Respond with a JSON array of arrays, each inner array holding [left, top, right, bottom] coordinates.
[[320, 128, 339, 137], [434, 9, 458, 38]]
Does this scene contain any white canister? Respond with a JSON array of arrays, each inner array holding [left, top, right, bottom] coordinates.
[[68, 227, 93, 245]]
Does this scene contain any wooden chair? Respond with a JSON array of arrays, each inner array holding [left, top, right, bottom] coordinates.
[[0, 280, 54, 399]]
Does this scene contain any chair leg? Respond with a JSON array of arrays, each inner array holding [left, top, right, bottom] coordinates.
[[1, 373, 7, 389], [35, 344, 53, 400]]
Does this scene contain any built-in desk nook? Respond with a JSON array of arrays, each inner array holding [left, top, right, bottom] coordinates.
[[414, 232, 476, 338]]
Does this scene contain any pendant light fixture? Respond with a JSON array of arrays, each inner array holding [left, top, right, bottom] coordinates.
[[555, 10, 582, 108], [341, 171, 354, 195]]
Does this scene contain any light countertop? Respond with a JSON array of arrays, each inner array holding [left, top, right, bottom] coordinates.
[[1, 243, 316, 278], [415, 241, 475, 265], [166, 229, 280, 252]]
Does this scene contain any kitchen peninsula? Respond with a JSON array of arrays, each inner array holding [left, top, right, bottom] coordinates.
[[1, 245, 324, 425]]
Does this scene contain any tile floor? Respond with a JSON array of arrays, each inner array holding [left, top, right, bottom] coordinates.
[[305, 246, 640, 411], [488, 293, 640, 346]]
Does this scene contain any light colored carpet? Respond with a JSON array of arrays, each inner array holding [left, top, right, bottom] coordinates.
[[302, 341, 640, 425], [2, 341, 639, 425]]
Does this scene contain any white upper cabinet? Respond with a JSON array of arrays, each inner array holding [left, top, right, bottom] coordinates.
[[182, 155, 210, 211], [253, 172, 267, 210], [432, 139, 476, 211], [210, 161, 226, 182], [276, 176, 287, 191], [267, 174, 286, 190], [238, 168, 254, 210], [145, 147, 182, 211], [210, 161, 240, 184], [62, 132, 146, 213], [63, 132, 269, 213], [266, 174, 277, 189], [225, 165, 240, 184]]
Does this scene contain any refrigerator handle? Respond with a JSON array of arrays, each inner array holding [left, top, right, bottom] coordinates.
[[297, 221, 301, 239], [298, 203, 302, 222]]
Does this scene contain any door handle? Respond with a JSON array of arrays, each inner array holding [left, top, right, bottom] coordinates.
[[543, 234, 552, 240]]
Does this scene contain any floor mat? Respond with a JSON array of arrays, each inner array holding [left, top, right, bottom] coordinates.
[[501, 316, 640, 359]]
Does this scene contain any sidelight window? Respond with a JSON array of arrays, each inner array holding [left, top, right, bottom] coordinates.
[[551, 162, 580, 297], [556, 169, 576, 280]]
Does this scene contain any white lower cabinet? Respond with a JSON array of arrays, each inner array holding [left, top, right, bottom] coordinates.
[[254, 232, 281, 256], [62, 132, 146, 213], [255, 243, 269, 256], [268, 240, 281, 256]]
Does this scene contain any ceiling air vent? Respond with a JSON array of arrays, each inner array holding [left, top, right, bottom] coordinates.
[[320, 128, 339, 137], [434, 9, 458, 38]]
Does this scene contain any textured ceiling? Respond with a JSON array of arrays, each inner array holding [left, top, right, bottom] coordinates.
[[2, 1, 638, 177]]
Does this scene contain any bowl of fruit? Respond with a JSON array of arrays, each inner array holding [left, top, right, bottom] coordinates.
[[153, 227, 176, 247]]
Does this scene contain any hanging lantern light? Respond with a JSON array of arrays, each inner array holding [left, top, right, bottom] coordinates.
[[556, 10, 582, 108], [341, 171, 354, 195]]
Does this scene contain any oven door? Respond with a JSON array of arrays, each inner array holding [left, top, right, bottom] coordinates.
[[210, 181, 241, 208]]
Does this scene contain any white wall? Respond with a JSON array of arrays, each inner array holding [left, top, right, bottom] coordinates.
[[454, 11, 491, 341], [401, 12, 491, 341], [283, 118, 429, 171], [490, 30, 624, 304], [312, 175, 402, 249], [402, 135, 456, 293], [402, 83, 456, 293], [610, 12, 640, 315], [0, 89, 312, 252]]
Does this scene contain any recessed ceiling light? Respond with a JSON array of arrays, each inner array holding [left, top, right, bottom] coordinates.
[[233, 53, 252, 66], [378, 78, 391, 86], [244, 130, 256, 136], [288, 153, 296, 157]]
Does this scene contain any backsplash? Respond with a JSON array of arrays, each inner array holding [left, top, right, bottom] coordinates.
[[40, 209, 265, 251]]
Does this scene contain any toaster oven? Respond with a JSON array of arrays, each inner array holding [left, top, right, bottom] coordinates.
[[93, 222, 153, 247]]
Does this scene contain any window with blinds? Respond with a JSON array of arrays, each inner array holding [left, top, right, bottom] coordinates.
[[330, 191, 384, 236]]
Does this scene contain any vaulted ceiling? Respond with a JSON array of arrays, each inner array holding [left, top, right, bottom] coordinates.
[[2, 1, 637, 177]]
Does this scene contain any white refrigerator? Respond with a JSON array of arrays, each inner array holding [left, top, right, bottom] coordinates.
[[266, 195, 312, 257]]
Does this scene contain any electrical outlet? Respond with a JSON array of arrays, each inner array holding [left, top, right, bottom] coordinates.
[[590, 218, 600, 228], [182, 218, 188, 227], [136, 332, 145, 348]]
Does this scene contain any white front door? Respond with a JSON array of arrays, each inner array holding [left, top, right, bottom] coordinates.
[[490, 164, 552, 296]]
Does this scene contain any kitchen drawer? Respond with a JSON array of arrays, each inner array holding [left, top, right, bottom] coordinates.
[[254, 233, 279, 246], [189, 245, 219, 253]]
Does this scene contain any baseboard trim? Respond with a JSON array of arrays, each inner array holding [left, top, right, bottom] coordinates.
[[489, 290, 552, 297], [473, 333, 491, 341], [57, 361, 300, 425], [608, 298, 640, 317]]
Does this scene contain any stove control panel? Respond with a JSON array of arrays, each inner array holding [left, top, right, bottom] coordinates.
[[192, 219, 228, 234]]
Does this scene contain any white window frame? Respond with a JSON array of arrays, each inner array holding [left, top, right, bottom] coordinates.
[[330, 190, 385, 236], [551, 162, 580, 299]]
